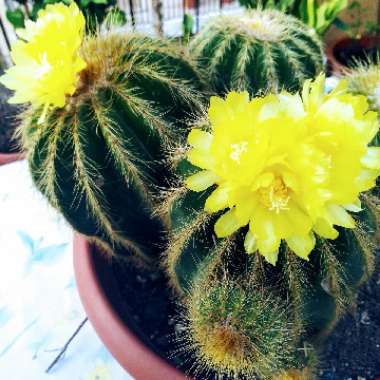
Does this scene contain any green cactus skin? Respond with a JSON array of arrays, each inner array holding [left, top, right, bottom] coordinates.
[[190, 9, 324, 96], [20, 33, 206, 264]]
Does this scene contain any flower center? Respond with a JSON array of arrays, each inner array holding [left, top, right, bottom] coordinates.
[[258, 177, 290, 213]]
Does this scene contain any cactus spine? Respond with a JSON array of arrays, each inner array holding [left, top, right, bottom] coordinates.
[[190, 9, 324, 95], [20, 33, 206, 263]]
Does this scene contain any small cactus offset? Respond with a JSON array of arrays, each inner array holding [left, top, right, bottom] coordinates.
[[345, 59, 380, 115], [190, 9, 324, 96], [0, 3, 206, 263], [344, 59, 380, 149], [182, 270, 317, 379], [162, 75, 380, 378]]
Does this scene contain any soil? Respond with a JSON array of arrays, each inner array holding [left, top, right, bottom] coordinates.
[[111, 249, 380, 380], [0, 87, 21, 153], [319, 250, 380, 380]]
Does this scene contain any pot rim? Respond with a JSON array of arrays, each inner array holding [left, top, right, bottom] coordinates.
[[0, 152, 24, 166], [73, 234, 188, 380]]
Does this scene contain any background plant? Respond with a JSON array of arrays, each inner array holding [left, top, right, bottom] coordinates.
[[5, 0, 126, 33], [190, 9, 324, 96], [238, 0, 348, 36]]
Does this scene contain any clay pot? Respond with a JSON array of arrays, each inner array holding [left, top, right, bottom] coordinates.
[[326, 35, 380, 74], [0, 152, 24, 165], [73, 234, 187, 380]]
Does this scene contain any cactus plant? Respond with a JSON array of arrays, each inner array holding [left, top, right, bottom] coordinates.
[[1, 3, 206, 263], [180, 269, 318, 379], [162, 75, 380, 378], [190, 9, 324, 96], [345, 59, 380, 116], [3, 3, 380, 380]]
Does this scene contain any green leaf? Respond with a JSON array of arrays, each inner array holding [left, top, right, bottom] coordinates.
[[182, 13, 194, 43], [348, 0, 360, 10], [279, 0, 296, 12], [91, 0, 109, 5], [6, 8, 25, 29], [79, 0, 91, 8], [104, 7, 127, 28]]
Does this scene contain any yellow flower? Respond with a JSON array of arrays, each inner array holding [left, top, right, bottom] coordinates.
[[0, 2, 86, 112], [186, 74, 380, 265]]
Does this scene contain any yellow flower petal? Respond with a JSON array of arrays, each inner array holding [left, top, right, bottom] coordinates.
[[251, 217, 281, 261], [244, 230, 257, 254], [361, 147, 380, 170], [251, 172, 274, 191], [214, 209, 242, 237], [344, 198, 362, 213], [286, 233, 316, 260], [356, 168, 378, 190], [187, 148, 214, 170], [188, 129, 213, 151], [185, 170, 218, 192], [313, 218, 339, 239], [205, 186, 229, 213], [262, 250, 279, 266], [326, 204, 356, 229]]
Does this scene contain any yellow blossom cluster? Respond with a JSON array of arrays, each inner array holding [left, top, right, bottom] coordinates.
[[186, 75, 380, 264]]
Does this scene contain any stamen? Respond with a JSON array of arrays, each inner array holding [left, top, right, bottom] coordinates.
[[258, 176, 290, 213]]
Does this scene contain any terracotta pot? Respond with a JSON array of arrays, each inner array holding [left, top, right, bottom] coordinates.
[[326, 35, 380, 75], [0, 152, 24, 165], [73, 234, 187, 380], [185, 0, 232, 8]]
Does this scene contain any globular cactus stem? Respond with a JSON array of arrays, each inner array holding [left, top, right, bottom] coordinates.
[[190, 9, 324, 95], [20, 33, 206, 264], [178, 255, 318, 379], [345, 59, 380, 115]]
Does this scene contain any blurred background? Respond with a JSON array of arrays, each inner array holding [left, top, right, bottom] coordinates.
[[1, 0, 379, 67]]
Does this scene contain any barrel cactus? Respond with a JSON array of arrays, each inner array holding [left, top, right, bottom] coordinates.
[[190, 9, 324, 96], [181, 271, 318, 379], [345, 59, 380, 116], [0, 3, 206, 263], [162, 75, 380, 378]]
